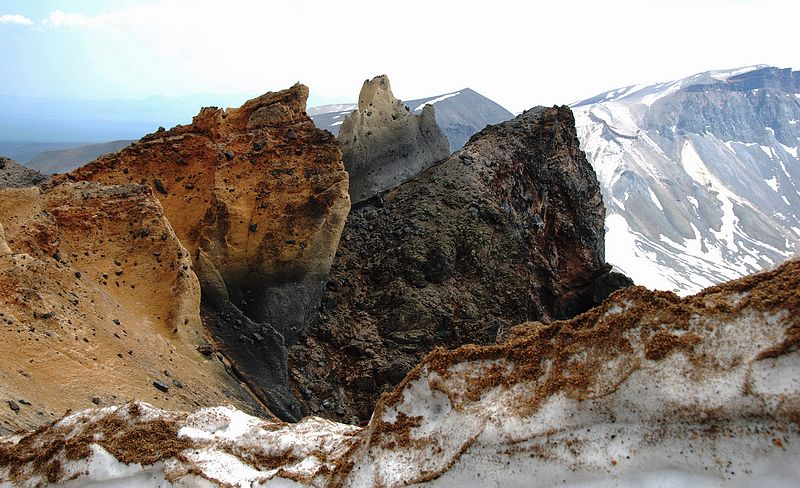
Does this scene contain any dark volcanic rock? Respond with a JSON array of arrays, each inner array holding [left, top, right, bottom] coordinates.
[[338, 75, 451, 204], [0, 157, 46, 189], [289, 106, 632, 421]]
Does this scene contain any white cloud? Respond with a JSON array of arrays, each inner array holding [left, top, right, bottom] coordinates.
[[43, 10, 115, 29], [0, 14, 33, 26]]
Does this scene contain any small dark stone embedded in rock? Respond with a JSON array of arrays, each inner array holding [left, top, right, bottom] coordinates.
[[18, 399, 31, 406], [197, 343, 214, 356], [153, 380, 170, 392], [287, 130, 297, 140], [140, 227, 150, 238], [75, 271, 82, 279], [52, 251, 61, 262], [7, 400, 19, 413], [91, 396, 101, 405], [253, 142, 264, 151], [224, 150, 235, 161], [153, 179, 167, 194], [112, 319, 120, 325], [249, 223, 258, 232]]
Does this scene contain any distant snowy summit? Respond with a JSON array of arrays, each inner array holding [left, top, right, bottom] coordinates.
[[309, 86, 513, 152], [573, 65, 800, 294]]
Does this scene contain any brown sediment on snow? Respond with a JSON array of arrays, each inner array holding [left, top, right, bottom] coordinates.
[[2, 259, 799, 487]]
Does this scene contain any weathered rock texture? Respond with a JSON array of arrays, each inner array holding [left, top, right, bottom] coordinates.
[[0, 181, 261, 434], [0, 157, 45, 189], [4, 259, 798, 487], [289, 106, 632, 422], [68, 84, 351, 420], [338, 75, 451, 203]]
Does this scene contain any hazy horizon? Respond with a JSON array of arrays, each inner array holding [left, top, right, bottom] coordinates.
[[1, 0, 798, 114]]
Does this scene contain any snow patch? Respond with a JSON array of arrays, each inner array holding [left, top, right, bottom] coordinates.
[[413, 92, 460, 112], [648, 188, 663, 210], [766, 177, 779, 191]]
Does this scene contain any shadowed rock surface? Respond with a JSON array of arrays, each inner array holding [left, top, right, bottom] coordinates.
[[0, 157, 45, 189], [338, 75, 451, 203], [289, 106, 632, 422], [68, 85, 350, 421]]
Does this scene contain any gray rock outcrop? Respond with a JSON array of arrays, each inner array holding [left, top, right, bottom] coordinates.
[[338, 75, 450, 203], [0, 157, 45, 189]]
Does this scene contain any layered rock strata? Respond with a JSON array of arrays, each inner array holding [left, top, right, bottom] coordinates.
[[338, 75, 451, 203], [290, 106, 632, 422], [68, 85, 350, 420]]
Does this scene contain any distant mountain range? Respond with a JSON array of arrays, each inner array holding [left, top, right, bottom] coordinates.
[[309, 87, 513, 151], [0, 93, 255, 143], [573, 65, 800, 294], [23, 140, 134, 174]]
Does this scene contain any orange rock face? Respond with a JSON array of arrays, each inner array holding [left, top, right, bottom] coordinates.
[[68, 84, 350, 420], [0, 181, 262, 434]]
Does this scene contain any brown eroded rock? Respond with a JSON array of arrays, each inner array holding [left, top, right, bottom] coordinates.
[[68, 84, 350, 420], [0, 181, 262, 434], [289, 106, 632, 422]]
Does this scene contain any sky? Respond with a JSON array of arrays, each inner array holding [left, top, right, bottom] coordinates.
[[0, 0, 798, 113]]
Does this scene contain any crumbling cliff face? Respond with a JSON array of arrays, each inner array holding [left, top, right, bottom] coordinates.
[[0, 181, 261, 434], [338, 75, 451, 204], [4, 259, 797, 487], [290, 106, 632, 422], [69, 85, 350, 420]]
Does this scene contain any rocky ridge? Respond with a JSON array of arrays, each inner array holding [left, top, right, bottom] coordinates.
[[2, 258, 797, 487], [338, 75, 450, 203], [68, 84, 351, 421], [289, 106, 631, 422]]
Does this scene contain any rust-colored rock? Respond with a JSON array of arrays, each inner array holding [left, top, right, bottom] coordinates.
[[289, 106, 632, 422], [68, 84, 350, 420], [0, 181, 261, 434]]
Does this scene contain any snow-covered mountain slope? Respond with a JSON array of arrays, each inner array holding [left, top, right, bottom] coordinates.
[[3, 258, 799, 487], [310, 87, 513, 151], [573, 65, 800, 294]]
